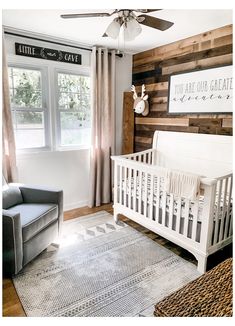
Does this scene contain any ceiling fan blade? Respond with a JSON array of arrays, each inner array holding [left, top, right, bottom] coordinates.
[[61, 11, 116, 19], [133, 9, 162, 13], [138, 15, 174, 31]]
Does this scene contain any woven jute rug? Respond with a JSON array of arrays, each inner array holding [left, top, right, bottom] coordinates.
[[154, 258, 233, 317], [13, 211, 200, 317]]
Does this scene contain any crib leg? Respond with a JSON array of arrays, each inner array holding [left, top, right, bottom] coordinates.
[[113, 210, 119, 223], [197, 254, 208, 274]]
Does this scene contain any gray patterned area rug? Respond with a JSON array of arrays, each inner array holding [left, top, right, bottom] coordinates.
[[13, 211, 200, 317]]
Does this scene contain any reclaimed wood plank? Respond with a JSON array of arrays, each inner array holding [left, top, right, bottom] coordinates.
[[159, 44, 232, 68], [214, 34, 233, 47], [133, 63, 155, 74], [134, 142, 151, 152], [134, 130, 155, 138], [162, 53, 232, 75], [217, 114, 233, 118], [189, 118, 222, 127], [135, 124, 199, 133], [132, 77, 156, 86], [218, 128, 233, 136], [135, 136, 152, 144], [122, 92, 134, 154], [135, 117, 189, 126], [151, 96, 168, 104], [135, 82, 168, 92], [147, 90, 169, 98], [133, 25, 232, 67], [222, 118, 233, 128], [151, 103, 168, 112]]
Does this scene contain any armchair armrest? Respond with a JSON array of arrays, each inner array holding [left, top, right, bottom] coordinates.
[[19, 184, 64, 235], [2, 210, 23, 275]]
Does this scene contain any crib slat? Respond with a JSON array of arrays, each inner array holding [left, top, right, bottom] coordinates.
[[162, 191, 167, 226], [119, 166, 123, 204], [218, 177, 228, 242], [176, 198, 181, 233], [168, 194, 174, 230], [192, 201, 199, 241], [138, 171, 143, 214], [144, 172, 148, 217], [183, 199, 190, 237], [133, 169, 137, 212], [213, 180, 222, 245], [229, 206, 233, 236], [123, 167, 127, 207], [143, 153, 147, 163], [155, 176, 160, 222], [114, 163, 118, 205], [149, 174, 154, 220], [128, 168, 132, 209], [147, 152, 151, 164], [224, 176, 232, 239]]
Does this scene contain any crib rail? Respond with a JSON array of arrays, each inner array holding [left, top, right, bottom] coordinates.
[[116, 149, 157, 165], [210, 174, 233, 248], [112, 155, 233, 259]]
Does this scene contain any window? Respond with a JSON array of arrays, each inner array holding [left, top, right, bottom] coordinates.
[[57, 72, 91, 147], [8, 65, 91, 152], [8, 67, 48, 150]]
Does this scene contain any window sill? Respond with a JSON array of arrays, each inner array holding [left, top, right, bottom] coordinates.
[[16, 145, 90, 157], [57, 144, 91, 151]]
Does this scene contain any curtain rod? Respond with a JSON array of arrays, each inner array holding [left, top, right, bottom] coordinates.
[[4, 31, 123, 57]]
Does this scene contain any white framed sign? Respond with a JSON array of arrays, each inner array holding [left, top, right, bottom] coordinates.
[[168, 65, 233, 114]]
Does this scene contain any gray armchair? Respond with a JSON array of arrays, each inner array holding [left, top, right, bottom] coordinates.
[[2, 183, 63, 276]]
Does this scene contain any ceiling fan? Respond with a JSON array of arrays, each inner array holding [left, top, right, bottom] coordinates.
[[61, 9, 174, 41]]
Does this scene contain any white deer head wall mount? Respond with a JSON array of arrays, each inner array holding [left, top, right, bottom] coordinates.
[[131, 84, 149, 116]]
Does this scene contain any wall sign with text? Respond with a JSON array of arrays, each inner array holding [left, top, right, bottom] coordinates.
[[15, 43, 82, 65], [168, 65, 232, 114]]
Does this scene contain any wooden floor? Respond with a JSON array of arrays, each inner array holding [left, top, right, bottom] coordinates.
[[2, 203, 232, 317]]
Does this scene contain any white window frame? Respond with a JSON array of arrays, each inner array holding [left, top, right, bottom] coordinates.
[[8, 63, 50, 153], [54, 67, 91, 150]]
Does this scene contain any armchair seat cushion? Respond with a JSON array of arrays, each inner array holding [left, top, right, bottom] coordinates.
[[7, 203, 58, 242]]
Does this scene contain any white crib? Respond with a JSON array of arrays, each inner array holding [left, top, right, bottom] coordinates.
[[112, 131, 233, 273]]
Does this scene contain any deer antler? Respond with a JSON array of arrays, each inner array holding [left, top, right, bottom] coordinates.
[[131, 85, 138, 100], [141, 84, 146, 99]]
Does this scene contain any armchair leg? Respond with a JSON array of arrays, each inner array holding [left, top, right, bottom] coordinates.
[[46, 242, 60, 252], [51, 242, 60, 248]]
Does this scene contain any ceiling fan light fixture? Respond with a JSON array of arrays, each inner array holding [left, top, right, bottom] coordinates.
[[105, 18, 121, 39], [124, 18, 142, 41], [61, 9, 174, 42]]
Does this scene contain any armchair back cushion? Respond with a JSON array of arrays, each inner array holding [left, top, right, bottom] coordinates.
[[2, 186, 23, 209]]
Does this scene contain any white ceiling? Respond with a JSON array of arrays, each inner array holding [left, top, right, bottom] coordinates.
[[2, 9, 233, 54]]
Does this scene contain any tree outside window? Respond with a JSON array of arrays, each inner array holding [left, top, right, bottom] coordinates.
[[8, 67, 46, 149], [57, 72, 91, 146]]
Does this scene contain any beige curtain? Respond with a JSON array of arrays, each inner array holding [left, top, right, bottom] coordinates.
[[88, 47, 116, 207], [2, 33, 18, 182]]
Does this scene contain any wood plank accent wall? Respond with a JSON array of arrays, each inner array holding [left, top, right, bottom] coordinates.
[[122, 92, 134, 154], [127, 24, 233, 153]]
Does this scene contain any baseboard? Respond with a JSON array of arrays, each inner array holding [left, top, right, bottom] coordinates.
[[64, 200, 89, 212]]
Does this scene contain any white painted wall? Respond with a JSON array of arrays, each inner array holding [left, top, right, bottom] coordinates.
[[16, 150, 90, 210], [4, 31, 132, 210], [115, 54, 133, 154]]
